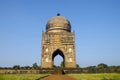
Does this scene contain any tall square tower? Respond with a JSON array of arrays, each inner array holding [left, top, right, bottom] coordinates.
[[41, 14, 76, 68]]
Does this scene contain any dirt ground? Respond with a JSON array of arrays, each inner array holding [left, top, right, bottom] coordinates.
[[40, 74, 76, 80]]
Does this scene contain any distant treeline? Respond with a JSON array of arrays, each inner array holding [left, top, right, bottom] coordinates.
[[0, 63, 39, 69], [66, 63, 120, 73], [0, 63, 120, 73]]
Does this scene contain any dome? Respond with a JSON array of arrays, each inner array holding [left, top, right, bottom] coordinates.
[[46, 15, 71, 32]]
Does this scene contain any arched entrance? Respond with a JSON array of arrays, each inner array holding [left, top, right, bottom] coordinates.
[[52, 49, 65, 68]]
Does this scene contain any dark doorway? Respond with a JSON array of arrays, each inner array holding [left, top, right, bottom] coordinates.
[[52, 49, 65, 68]]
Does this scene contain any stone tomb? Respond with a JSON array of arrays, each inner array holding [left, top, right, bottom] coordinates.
[[41, 15, 76, 68]]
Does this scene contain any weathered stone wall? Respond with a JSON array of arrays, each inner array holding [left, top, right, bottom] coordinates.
[[41, 32, 76, 68], [1, 68, 120, 74], [0, 69, 40, 74]]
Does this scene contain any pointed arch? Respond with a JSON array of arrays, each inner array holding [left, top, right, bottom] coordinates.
[[52, 49, 65, 67]]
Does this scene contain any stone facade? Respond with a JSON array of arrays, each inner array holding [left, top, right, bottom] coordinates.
[[41, 15, 76, 68], [0, 69, 39, 74]]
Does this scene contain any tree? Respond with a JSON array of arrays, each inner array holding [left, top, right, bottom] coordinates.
[[86, 66, 96, 69], [53, 65, 57, 68], [96, 63, 108, 73], [32, 63, 39, 69], [24, 65, 31, 69], [86, 66, 96, 73], [13, 65, 20, 69], [60, 61, 64, 68], [97, 63, 108, 69], [76, 64, 80, 68]]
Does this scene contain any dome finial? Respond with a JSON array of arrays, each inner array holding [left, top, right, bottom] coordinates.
[[57, 13, 60, 16]]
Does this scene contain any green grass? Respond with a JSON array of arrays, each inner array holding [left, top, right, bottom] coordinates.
[[69, 73, 120, 80], [0, 74, 47, 80], [0, 73, 120, 80]]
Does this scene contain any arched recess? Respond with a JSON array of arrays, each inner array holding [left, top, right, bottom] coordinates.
[[52, 49, 65, 67]]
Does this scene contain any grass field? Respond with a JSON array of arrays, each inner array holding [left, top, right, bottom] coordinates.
[[69, 73, 120, 80], [0, 74, 47, 80], [0, 73, 120, 80]]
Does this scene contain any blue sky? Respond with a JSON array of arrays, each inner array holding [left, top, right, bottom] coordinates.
[[0, 0, 120, 67]]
